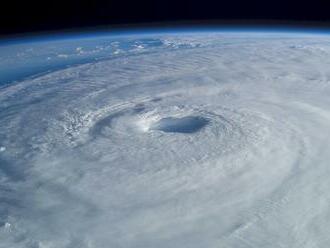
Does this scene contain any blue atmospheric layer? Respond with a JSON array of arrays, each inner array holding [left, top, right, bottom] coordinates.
[[1, 27, 330, 87]]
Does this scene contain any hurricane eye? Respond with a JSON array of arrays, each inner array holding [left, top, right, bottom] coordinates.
[[149, 116, 209, 133]]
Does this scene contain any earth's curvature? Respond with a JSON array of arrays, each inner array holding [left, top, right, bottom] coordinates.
[[1, 30, 330, 247]]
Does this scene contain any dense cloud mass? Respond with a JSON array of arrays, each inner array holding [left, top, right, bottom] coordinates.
[[1, 32, 330, 247]]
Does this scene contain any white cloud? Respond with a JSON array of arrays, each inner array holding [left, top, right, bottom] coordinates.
[[1, 33, 330, 247]]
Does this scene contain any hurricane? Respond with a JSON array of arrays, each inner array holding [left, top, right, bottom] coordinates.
[[1, 31, 330, 247]]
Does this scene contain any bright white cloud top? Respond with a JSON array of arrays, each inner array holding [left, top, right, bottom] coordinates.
[[1, 31, 330, 247]]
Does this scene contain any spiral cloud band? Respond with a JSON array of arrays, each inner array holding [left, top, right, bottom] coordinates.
[[1, 32, 330, 247]]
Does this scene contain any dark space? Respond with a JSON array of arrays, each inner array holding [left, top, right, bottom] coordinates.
[[1, 0, 330, 36]]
